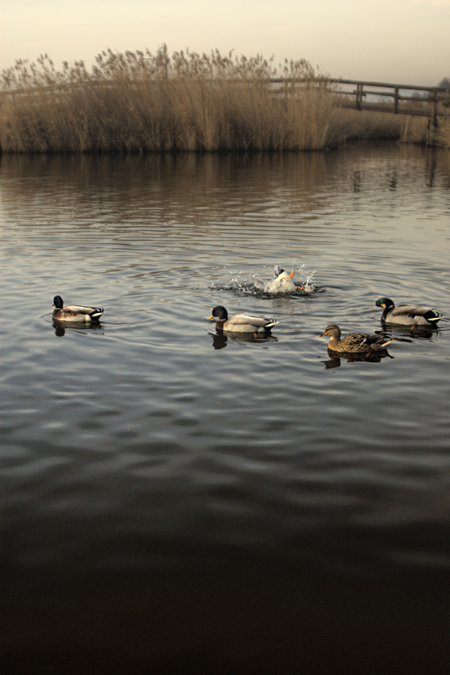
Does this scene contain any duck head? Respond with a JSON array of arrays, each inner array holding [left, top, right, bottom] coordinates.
[[319, 324, 341, 340], [208, 306, 228, 321], [53, 295, 64, 309], [376, 297, 394, 310]]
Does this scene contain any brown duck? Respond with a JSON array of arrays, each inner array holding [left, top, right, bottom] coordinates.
[[319, 324, 393, 354]]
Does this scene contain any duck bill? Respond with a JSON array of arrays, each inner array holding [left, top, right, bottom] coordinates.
[[207, 314, 214, 320]]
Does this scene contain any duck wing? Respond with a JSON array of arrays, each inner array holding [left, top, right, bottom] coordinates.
[[227, 313, 278, 330], [338, 332, 371, 350], [65, 304, 104, 319], [363, 333, 394, 349], [391, 304, 442, 325], [338, 332, 392, 352]]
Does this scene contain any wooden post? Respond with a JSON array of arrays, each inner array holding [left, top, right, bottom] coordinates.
[[427, 89, 439, 146], [394, 87, 399, 114], [432, 89, 438, 129], [356, 83, 362, 111]]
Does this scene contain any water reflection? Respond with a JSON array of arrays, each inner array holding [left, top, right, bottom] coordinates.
[[425, 148, 438, 188], [322, 349, 394, 369], [52, 320, 105, 337], [1, 145, 450, 241], [210, 332, 279, 350], [381, 324, 439, 340]]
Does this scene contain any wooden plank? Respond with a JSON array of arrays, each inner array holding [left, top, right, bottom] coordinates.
[[326, 78, 449, 93], [339, 89, 436, 102], [335, 100, 447, 118]]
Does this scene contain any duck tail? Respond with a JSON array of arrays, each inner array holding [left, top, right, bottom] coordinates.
[[90, 307, 104, 320]]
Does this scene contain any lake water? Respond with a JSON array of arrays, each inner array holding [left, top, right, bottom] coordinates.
[[1, 144, 450, 674]]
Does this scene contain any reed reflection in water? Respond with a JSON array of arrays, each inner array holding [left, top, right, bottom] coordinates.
[[1, 144, 450, 675]]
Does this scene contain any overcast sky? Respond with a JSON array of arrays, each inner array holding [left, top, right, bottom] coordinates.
[[2, 0, 449, 86]]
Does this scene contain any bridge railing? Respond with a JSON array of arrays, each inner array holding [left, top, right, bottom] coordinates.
[[273, 77, 450, 126]]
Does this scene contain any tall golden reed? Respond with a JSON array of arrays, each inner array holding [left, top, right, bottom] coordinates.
[[0, 46, 446, 152]]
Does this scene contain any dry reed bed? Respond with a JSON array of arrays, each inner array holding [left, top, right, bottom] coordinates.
[[1, 47, 448, 152]]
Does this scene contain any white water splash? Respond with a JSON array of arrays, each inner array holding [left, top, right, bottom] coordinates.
[[210, 264, 317, 297]]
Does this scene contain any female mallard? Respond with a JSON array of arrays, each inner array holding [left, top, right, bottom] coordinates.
[[375, 297, 442, 327], [319, 324, 393, 353], [208, 305, 278, 333], [52, 295, 104, 322], [265, 266, 303, 294]]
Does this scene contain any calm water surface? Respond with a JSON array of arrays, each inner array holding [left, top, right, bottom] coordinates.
[[1, 145, 450, 674]]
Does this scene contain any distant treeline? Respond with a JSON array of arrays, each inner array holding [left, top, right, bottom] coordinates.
[[0, 46, 449, 152]]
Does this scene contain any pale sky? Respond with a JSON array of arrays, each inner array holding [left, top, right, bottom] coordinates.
[[2, 0, 449, 86]]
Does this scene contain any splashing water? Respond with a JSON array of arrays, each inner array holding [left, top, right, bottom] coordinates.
[[302, 268, 316, 293], [210, 264, 318, 297]]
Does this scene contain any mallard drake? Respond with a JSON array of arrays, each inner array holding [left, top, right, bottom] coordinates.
[[208, 305, 278, 333], [52, 295, 104, 322], [375, 297, 442, 327], [265, 266, 302, 294], [319, 324, 393, 353]]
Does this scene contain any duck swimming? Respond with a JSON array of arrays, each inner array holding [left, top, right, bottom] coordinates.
[[208, 305, 278, 333], [264, 266, 302, 294], [52, 295, 104, 322], [375, 297, 442, 327], [319, 324, 394, 354]]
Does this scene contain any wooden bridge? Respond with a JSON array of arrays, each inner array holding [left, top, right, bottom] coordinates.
[[330, 78, 449, 126], [273, 78, 450, 128]]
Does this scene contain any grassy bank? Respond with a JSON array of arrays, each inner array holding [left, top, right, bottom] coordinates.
[[1, 47, 448, 152]]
